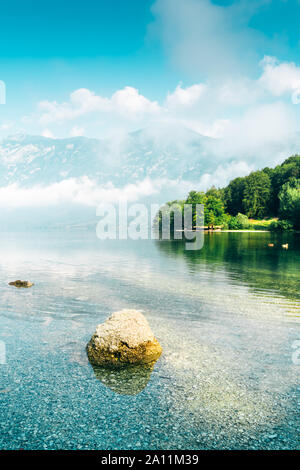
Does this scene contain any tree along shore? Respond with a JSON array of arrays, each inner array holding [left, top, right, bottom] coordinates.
[[154, 155, 300, 232]]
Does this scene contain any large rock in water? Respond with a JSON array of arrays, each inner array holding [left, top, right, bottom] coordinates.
[[86, 309, 162, 367]]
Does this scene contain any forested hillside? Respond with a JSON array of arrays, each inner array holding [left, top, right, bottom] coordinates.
[[156, 155, 300, 231]]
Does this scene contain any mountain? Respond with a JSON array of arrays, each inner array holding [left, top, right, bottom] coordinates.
[[1, 127, 298, 229], [0, 127, 218, 228], [0, 128, 215, 188]]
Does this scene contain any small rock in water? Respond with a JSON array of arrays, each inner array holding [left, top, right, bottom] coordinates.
[[9, 280, 34, 288], [86, 309, 162, 367]]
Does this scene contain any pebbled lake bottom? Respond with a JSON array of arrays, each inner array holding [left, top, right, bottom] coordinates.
[[0, 231, 299, 450]]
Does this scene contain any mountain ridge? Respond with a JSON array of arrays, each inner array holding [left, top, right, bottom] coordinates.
[[0, 128, 216, 189]]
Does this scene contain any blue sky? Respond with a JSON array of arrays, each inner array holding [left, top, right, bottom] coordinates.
[[1, 0, 300, 209], [1, 0, 300, 144], [0, 0, 169, 109]]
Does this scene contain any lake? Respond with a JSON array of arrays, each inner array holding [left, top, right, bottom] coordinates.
[[0, 231, 299, 450]]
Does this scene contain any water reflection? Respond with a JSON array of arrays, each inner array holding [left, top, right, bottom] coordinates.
[[91, 362, 155, 395], [155, 232, 300, 302]]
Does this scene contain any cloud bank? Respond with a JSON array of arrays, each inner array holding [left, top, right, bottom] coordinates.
[[17, 55, 299, 163], [149, 0, 271, 78], [1, 55, 300, 213], [0, 177, 159, 208], [0, 159, 255, 209]]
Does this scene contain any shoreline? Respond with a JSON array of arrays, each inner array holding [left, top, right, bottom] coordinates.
[[176, 229, 299, 233], [220, 229, 269, 232], [176, 229, 270, 233]]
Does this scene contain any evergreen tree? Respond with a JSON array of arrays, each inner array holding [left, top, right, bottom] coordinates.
[[279, 178, 300, 229], [223, 177, 245, 215], [242, 171, 271, 218]]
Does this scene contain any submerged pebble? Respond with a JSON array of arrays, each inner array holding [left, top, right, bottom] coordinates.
[[9, 280, 34, 288]]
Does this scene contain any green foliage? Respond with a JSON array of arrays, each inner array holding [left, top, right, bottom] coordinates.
[[248, 218, 276, 230], [228, 213, 251, 230], [269, 219, 294, 231], [278, 178, 300, 229], [265, 155, 300, 214], [242, 171, 271, 218], [205, 185, 224, 200], [185, 190, 206, 205], [223, 177, 245, 216], [185, 191, 206, 227], [153, 200, 185, 233], [222, 155, 300, 226], [156, 155, 300, 232], [154, 189, 228, 231], [185, 190, 226, 226], [205, 195, 226, 225]]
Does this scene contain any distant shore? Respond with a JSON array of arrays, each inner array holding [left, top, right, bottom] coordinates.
[[176, 229, 270, 233], [216, 229, 270, 232]]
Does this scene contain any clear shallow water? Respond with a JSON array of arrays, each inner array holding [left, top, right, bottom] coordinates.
[[0, 231, 299, 450]]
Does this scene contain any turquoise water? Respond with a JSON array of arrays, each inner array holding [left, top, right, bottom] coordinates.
[[0, 231, 299, 449]]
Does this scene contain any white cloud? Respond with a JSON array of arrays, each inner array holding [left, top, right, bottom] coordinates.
[[230, 102, 296, 145], [166, 83, 206, 108], [38, 88, 109, 124], [259, 56, 300, 99], [150, 0, 268, 77], [181, 118, 230, 138], [69, 88, 110, 112], [215, 77, 264, 107], [111, 86, 161, 116], [208, 101, 299, 168], [0, 169, 262, 209], [38, 86, 162, 126], [69, 125, 85, 137], [198, 161, 254, 190], [6, 53, 300, 178], [41, 129, 55, 138], [0, 123, 13, 130], [20, 55, 300, 147], [0, 177, 180, 208]]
